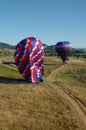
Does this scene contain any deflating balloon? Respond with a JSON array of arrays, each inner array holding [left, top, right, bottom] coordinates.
[[55, 41, 72, 63], [14, 37, 44, 83]]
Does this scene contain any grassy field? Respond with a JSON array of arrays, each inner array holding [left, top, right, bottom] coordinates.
[[0, 55, 86, 130], [54, 58, 86, 114]]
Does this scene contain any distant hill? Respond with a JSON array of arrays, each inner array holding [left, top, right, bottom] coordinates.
[[0, 42, 86, 52], [74, 48, 86, 51], [0, 42, 15, 49]]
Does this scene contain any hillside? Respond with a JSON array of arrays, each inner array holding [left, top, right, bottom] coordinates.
[[0, 56, 86, 130], [0, 42, 15, 49]]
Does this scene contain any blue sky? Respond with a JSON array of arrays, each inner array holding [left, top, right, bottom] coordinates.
[[0, 0, 86, 48]]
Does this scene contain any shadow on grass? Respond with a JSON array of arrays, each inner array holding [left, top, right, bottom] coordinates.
[[0, 76, 28, 84], [2, 61, 15, 65]]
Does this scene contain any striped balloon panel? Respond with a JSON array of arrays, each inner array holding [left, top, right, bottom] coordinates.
[[14, 37, 44, 83]]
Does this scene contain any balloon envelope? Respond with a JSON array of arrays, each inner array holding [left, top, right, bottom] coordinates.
[[55, 41, 72, 62], [14, 37, 44, 83]]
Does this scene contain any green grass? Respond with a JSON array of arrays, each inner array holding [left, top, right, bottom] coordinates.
[[0, 55, 85, 130], [0, 64, 21, 79]]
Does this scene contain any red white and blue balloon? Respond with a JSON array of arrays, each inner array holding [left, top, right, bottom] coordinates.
[[14, 37, 44, 83]]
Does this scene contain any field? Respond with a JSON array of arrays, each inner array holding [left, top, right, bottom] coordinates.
[[0, 54, 86, 130]]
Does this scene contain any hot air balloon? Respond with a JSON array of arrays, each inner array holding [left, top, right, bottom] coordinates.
[[55, 41, 72, 64], [14, 37, 44, 83]]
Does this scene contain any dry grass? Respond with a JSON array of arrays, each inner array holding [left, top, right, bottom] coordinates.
[[0, 83, 84, 130], [0, 56, 85, 130], [55, 58, 86, 113]]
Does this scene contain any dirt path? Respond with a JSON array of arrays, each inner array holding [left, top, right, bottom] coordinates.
[[46, 64, 65, 82], [45, 64, 86, 128], [2, 63, 17, 71]]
